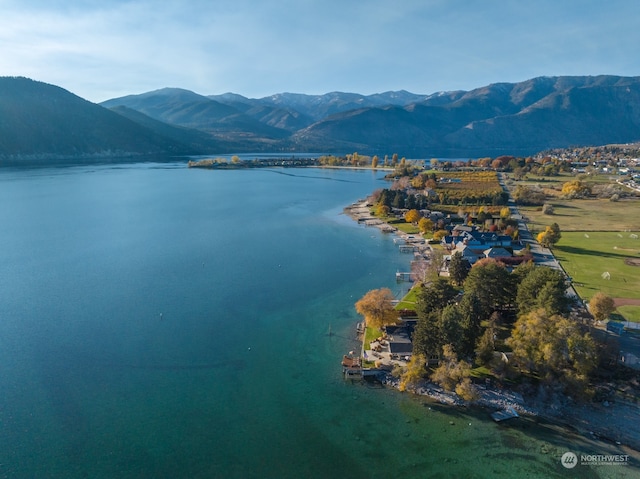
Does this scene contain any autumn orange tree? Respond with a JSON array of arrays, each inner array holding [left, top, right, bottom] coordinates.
[[355, 288, 398, 329]]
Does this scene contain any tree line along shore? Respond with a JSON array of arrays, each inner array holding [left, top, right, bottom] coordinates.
[[341, 150, 640, 455]]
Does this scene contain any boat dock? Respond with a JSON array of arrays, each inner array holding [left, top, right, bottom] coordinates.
[[395, 271, 413, 282], [342, 355, 363, 378]]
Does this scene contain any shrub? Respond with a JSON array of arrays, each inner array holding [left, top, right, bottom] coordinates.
[[542, 203, 554, 215]]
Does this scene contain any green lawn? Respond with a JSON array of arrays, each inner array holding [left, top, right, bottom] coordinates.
[[373, 213, 421, 235], [390, 221, 420, 234], [553, 231, 640, 321], [617, 305, 640, 322], [395, 287, 420, 311], [364, 326, 383, 350]]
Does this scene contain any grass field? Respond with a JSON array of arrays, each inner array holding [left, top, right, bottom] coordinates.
[[617, 306, 640, 322], [391, 221, 420, 234], [553, 232, 640, 321], [520, 197, 640, 233], [508, 170, 640, 232]]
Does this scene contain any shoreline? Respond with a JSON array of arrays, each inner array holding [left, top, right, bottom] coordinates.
[[345, 195, 640, 459], [382, 372, 640, 455]]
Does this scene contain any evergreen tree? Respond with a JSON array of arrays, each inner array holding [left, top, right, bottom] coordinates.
[[392, 190, 405, 209], [412, 310, 441, 359], [438, 304, 464, 354], [416, 278, 458, 317], [516, 266, 568, 316], [458, 291, 485, 357], [449, 251, 471, 286], [463, 259, 511, 318]]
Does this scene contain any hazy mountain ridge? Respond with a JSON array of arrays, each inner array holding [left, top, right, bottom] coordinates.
[[288, 75, 640, 156], [0, 77, 204, 162], [2, 75, 640, 163], [103, 88, 289, 138]]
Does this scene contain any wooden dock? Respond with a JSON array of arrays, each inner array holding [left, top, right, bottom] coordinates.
[[341, 355, 381, 379], [396, 271, 413, 282]]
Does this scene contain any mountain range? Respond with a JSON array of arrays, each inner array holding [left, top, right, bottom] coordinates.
[[2, 75, 640, 163]]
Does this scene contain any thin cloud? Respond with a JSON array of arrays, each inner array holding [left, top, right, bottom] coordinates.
[[0, 0, 639, 102]]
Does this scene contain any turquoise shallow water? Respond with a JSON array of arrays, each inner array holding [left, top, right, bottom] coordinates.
[[0, 162, 637, 478]]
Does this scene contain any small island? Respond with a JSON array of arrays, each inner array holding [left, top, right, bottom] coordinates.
[[188, 156, 319, 168]]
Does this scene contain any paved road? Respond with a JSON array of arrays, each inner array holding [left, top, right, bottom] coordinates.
[[497, 174, 576, 297], [498, 175, 563, 270]]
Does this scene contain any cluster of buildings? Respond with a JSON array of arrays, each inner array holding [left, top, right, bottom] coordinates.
[[441, 225, 519, 269]]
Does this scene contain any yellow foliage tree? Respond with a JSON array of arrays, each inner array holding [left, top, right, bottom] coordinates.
[[589, 292, 616, 322], [433, 229, 448, 241], [561, 180, 590, 198], [411, 174, 425, 189], [430, 344, 474, 395], [399, 354, 427, 392], [405, 209, 421, 224], [355, 288, 398, 329], [455, 377, 479, 401], [375, 203, 390, 217], [507, 308, 597, 393], [418, 217, 434, 234], [537, 223, 561, 248]]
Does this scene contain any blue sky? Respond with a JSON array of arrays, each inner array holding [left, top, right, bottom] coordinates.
[[1, 0, 639, 102]]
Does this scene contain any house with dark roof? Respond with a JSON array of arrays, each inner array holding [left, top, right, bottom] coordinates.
[[483, 247, 512, 259], [385, 324, 414, 360], [442, 228, 513, 251]]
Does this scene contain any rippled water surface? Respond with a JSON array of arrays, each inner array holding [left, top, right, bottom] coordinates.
[[0, 162, 636, 478]]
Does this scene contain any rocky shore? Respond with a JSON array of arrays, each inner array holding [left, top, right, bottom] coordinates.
[[381, 371, 640, 459]]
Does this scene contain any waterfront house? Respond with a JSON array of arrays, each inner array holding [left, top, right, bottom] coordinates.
[[385, 324, 414, 360]]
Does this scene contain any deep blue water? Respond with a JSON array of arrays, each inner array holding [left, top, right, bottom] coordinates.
[[0, 162, 635, 478]]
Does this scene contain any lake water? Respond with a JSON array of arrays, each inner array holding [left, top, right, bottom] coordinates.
[[0, 162, 636, 478]]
